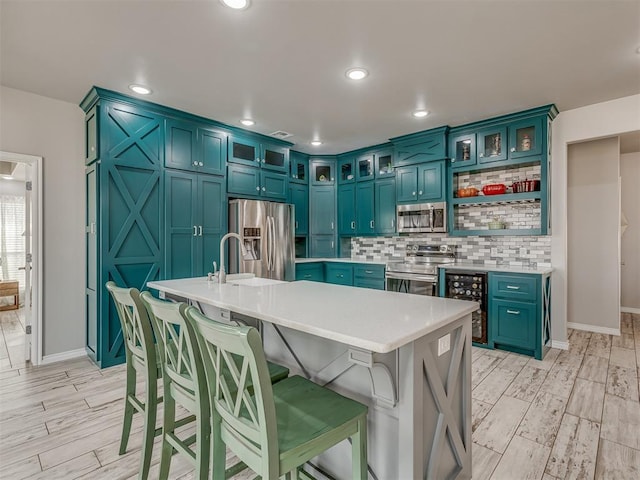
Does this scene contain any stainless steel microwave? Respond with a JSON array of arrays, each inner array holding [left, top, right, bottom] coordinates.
[[397, 202, 447, 233]]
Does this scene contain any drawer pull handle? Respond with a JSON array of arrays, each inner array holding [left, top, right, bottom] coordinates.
[[365, 270, 373, 274], [507, 309, 520, 315], [304, 274, 311, 278], [506, 285, 520, 290]]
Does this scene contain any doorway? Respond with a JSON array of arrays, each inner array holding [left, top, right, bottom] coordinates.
[[0, 151, 43, 366]]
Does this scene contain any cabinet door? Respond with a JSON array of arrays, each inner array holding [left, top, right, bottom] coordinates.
[[490, 298, 537, 351], [338, 155, 355, 184], [325, 263, 354, 286], [166, 119, 197, 171], [229, 135, 261, 167], [449, 133, 476, 171], [509, 117, 543, 159], [395, 166, 418, 203], [337, 184, 356, 234], [477, 126, 507, 164], [261, 171, 288, 201], [394, 135, 446, 167], [165, 170, 198, 279], [310, 235, 336, 257], [417, 161, 444, 201], [310, 160, 335, 185], [227, 164, 260, 197], [289, 183, 309, 235], [375, 178, 396, 234], [356, 182, 375, 235], [295, 263, 324, 282], [198, 175, 226, 277], [375, 150, 394, 178], [290, 151, 309, 183], [355, 153, 375, 182], [199, 127, 226, 175], [85, 105, 99, 165], [262, 144, 289, 173], [310, 185, 335, 234]]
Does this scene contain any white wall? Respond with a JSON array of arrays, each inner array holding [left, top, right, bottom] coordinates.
[[0, 86, 85, 356], [567, 138, 620, 332], [551, 94, 640, 343], [620, 152, 640, 310]]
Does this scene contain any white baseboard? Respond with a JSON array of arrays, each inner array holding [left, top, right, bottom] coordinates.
[[550, 340, 569, 350], [41, 348, 87, 365], [621, 307, 640, 314], [567, 322, 620, 336]]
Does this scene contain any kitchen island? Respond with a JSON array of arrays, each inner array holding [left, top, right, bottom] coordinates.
[[147, 278, 477, 479]]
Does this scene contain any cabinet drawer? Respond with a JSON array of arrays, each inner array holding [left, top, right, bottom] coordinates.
[[491, 273, 537, 301], [353, 264, 385, 279], [295, 263, 324, 282], [490, 298, 537, 351], [353, 277, 385, 290], [325, 264, 354, 286]]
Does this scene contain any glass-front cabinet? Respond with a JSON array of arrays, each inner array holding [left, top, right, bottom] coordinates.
[[509, 117, 543, 159], [355, 153, 374, 181], [290, 151, 309, 183], [375, 150, 394, 178], [310, 158, 335, 185], [477, 126, 507, 164], [338, 155, 355, 184], [450, 133, 477, 170], [228, 136, 289, 173]]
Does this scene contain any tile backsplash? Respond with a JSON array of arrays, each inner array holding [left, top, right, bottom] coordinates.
[[454, 164, 541, 190], [351, 234, 551, 268]]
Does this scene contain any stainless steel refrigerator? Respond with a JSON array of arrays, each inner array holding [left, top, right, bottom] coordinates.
[[228, 199, 295, 281]]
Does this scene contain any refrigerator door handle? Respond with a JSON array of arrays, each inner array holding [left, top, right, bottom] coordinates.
[[267, 216, 274, 271], [270, 216, 276, 272]]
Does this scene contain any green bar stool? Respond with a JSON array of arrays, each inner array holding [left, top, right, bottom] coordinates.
[[106, 282, 163, 480], [140, 293, 290, 479], [186, 307, 369, 480]]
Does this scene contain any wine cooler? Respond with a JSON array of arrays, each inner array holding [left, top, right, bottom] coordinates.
[[445, 271, 487, 344]]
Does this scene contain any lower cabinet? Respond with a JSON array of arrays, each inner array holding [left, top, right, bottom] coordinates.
[[488, 272, 550, 360], [310, 235, 336, 258], [295, 262, 385, 290]]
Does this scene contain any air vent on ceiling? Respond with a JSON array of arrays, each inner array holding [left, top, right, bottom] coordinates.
[[269, 130, 293, 139], [0, 161, 17, 176]]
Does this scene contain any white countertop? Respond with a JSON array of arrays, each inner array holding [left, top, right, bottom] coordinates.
[[295, 258, 387, 265], [441, 263, 553, 275], [147, 278, 477, 354]]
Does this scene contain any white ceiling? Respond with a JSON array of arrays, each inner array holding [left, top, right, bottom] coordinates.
[[1, 0, 639, 154]]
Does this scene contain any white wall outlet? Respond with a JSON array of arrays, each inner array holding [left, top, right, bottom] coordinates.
[[491, 247, 499, 256], [438, 334, 451, 356]]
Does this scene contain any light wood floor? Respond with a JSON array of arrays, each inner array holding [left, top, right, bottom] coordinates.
[[1, 310, 639, 479]]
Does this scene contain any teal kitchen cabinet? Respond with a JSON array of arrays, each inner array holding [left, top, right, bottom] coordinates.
[[165, 119, 226, 176], [508, 116, 544, 160], [165, 170, 226, 279], [355, 153, 375, 182], [81, 91, 165, 368], [375, 177, 396, 234], [325, 263, 354, 286], [374, 149, 394, 178], [227, 164, 288, 201], [228, 134, 289, 173], [310, 157, 336, 186], [290, 151, 309, 184], [310, 236, 336, 258], [289, 183, 309, 235], [85, 104, 99, 165], [477, 125, 507, 164], [295, 262, 324, 282], [338, 184, 356, 235], [449, 132, 477, 171], [338, 154, 356, 184], [353, 264, 385, 290], [356, 182, 375, 235], [391, 127, 448, 168], [310, 183, 336, 257], [488, 272, 551, 360], [396, 160, 445, 204]]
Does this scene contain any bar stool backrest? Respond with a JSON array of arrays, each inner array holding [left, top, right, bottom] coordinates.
[[186, 307, 279, 478], [106, 281, 155, 368]]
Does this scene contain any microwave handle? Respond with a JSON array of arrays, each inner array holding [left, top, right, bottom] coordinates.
[[430, 208, 435, 233]]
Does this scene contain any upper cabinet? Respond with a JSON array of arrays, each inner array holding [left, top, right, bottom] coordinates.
[[449, 132, 476, 170], [310, 157, 336, 185], [338, 154, 355, 184], [396, 161, 445, 204], [391, 127, 448, 168], [165, 119, 226, 176], [228, 135, 289, 173], [355, 153, 375, 182], [85, 105, 99, 165], [508, 117, 543, 159], [374, 149, 394, 178], [290, 151, 309, 184]]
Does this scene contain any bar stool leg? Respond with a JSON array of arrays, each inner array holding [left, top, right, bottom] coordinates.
[[352, 416, 368, 480], [119, 363, 136, 455]]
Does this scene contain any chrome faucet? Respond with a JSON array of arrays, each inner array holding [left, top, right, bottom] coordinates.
[[207, 261, 218, 282], [218, 233, 247, 284]]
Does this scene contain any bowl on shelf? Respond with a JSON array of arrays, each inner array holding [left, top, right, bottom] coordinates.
[[457, 187, 479, 198], [488, 221, 506, 229], [482, 184, 507, 195]]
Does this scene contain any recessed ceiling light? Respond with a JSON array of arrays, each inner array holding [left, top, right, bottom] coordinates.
[[240, 119, 255, 126], [412, 110, 430, 118], [311, 140, 323, 146], [129, 84, 152, 95], [221, 0, 250, 9], [345, 68, 369, 81]]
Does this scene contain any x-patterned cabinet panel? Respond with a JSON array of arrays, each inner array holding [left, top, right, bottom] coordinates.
[[98, 102, 164, 367]]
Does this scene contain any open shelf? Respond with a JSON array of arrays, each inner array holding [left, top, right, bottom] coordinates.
[[452, 191, 541, 205]]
